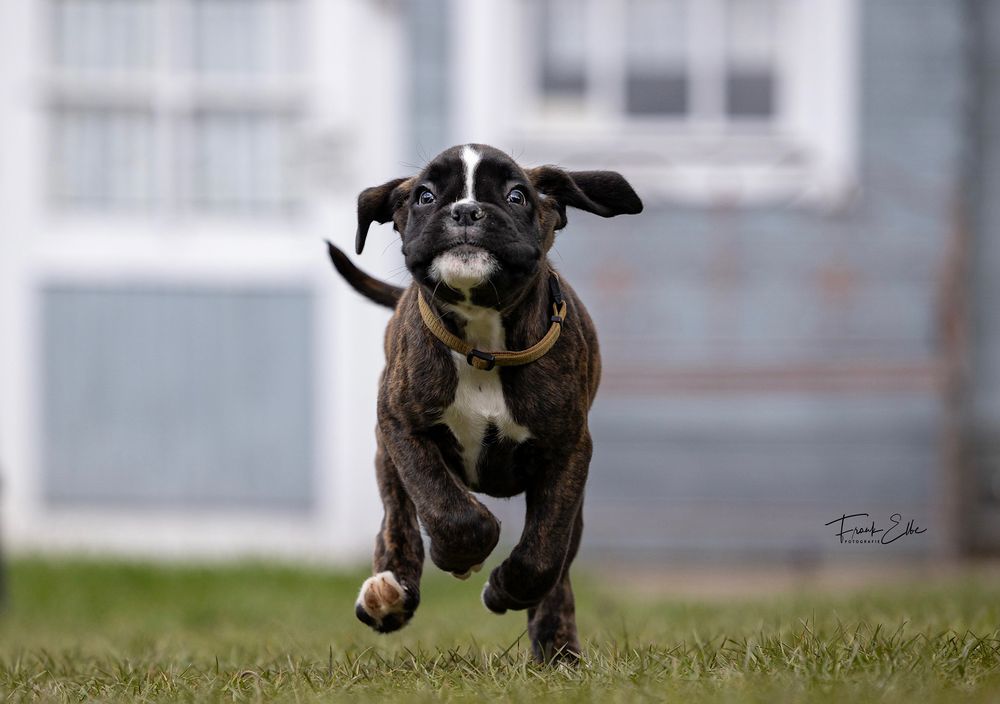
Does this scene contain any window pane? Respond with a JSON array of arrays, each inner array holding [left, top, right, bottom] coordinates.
[[188, 110, 299, 215], [191, 0, 301, 76], [726, 71, 774, 117], [625, 0, 688, 116], [538, 0, 586, 97], [50, 106, 154, 209], [626, 74, 688, 116], [725, 0, 777, 118], [50, 0, 155, 71]]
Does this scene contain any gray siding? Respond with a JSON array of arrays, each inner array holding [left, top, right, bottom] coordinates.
[[491, 0, 965, 557], [971, 0, 1000, 546], [42, 286, 315, 509], [974, 1, 1000, 424], [396, 0, 972, 557], [565, 0, 964, 368]]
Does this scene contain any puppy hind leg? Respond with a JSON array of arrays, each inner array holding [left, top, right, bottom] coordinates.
[[528, 574, 580, 664], [527, 506, 583, 664], [355, 441, 424, 634]]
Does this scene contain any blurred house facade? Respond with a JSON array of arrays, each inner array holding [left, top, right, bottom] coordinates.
[[0, 0, 996, 560]]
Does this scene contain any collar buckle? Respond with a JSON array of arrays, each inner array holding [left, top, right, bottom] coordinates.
[[466, 348, 496, 371]]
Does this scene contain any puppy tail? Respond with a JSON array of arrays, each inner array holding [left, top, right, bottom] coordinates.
[[325, 240, 405, 309]]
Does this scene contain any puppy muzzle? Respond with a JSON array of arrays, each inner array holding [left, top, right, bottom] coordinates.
[[429, 244, 499, 289]]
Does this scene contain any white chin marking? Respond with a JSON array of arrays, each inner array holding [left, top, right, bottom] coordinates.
[[429, 249, 498, 290]]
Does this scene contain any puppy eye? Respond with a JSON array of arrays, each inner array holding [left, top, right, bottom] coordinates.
[[418, 190, 436, 205], [506, 188, 526, 205]]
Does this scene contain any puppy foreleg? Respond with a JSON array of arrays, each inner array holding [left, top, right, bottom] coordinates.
[[481, 434, 591, 616], [380, 414, 501, 576], [355, 440, 424, 633]]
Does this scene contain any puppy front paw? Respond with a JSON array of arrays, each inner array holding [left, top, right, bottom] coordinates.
[[427, 506, 500, 575], [481, 560, 559, 614], [481, 580, 509, 614], [451, 562, 483, 580], [355, 571, 417, 633]]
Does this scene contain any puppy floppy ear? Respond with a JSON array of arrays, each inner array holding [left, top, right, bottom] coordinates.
[[355, 177, 413, 255], [528, 166, 643, 230]]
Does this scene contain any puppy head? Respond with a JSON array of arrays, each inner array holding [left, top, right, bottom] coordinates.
[[355, 144, 642, 305]]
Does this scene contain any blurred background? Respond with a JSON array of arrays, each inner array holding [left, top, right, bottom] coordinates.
[[0, 0, 997, 567]]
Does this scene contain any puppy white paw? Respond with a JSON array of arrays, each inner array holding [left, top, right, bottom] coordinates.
[[451, 562, 483, 580], [355, 571, 410, 633]]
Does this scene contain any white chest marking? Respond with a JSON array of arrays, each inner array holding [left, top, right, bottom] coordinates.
[[439, 300, 532, 486]]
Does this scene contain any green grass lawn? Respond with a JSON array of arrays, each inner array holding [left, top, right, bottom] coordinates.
[[1, 558, 998, 702]]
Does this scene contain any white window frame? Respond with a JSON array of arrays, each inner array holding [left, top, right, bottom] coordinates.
[[451, 0, 858, 207]]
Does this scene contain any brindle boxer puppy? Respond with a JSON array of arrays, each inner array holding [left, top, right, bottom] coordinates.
[[327, 144, 641, 662]]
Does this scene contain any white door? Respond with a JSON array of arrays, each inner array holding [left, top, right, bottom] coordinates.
[[0, 0, 405, 558]]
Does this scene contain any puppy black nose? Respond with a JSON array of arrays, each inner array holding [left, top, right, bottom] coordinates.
[[451, 202, 485, 225]]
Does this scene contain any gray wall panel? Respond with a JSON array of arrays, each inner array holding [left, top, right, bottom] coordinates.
[[539, 0, 964, 555], [973, 0, 1000, 425], [556, 0, 964, 368], [970, 0, 1000, 542], [42, 286, 315, 509], [391, 1, 967, 556]]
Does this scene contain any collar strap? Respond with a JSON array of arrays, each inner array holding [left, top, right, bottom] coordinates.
[[417, 273, 568, 371]]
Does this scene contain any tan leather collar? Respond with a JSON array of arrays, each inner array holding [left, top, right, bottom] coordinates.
[[417, 273, 568, 371]]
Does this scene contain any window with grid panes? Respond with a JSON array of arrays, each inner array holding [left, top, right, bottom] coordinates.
[[535, 0, 781, 125], [47, 0, 304, 217]]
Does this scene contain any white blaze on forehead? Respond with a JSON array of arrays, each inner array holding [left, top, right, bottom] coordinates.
[[460, 145, 481, 202]]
